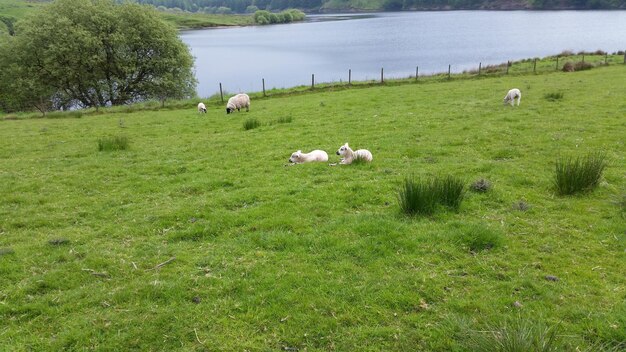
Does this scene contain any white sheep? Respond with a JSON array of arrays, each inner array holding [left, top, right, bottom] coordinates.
[[197, 102, 207, 113], [336, 143, 373, 164], [289, 150, 329, 164], [503, 88, 521, 106], [226, 93, 250, 114]]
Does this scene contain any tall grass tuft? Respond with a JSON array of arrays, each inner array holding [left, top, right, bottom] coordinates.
[[435, 175, 465, 211], [543, 92, 564, 101], [98, 136, 129, 151], [243, 118, 261, 130], [467, 319, 561, 352], [398, 177, 438, 216], [554, 152, 606, 195], [398, 175, 465, 216], [455, 224, 503, 251]]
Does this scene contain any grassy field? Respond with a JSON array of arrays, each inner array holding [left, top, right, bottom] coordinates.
[[1, 65, 625, 350]]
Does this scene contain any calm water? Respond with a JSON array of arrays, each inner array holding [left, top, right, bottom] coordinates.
[[180, 11, 626, 97]]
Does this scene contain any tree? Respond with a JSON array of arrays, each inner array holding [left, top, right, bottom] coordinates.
[[0, 0, 196, 111]]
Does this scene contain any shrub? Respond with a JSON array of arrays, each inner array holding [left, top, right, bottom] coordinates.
[[574, 61, 594, 71], [544, 92, 564, 101], [455, 224, 503, 251], [471, 178, 492, 193], [98, 136, 129, 151], [398, 177, 438, 216], [558, 50, 574, 57], [554, 152, 606, 195], [466, 318, 561, 351], [243, 118, 261, 130]]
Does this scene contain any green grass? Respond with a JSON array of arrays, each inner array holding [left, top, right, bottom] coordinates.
[[243, 117, 261, 130], [97, 136, 129, 151], [554, 151, 607, 195], [0, 65, 625, 350]]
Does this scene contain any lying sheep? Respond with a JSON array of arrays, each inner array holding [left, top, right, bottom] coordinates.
[[197, 102, 207, 113], [226, 93, 250, 114], [289, 150, 329, 164], [336, 143, 373, 164], [503, 88, 521, 106]]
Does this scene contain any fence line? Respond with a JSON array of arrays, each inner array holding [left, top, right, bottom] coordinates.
[[216, 53, 625, 99]]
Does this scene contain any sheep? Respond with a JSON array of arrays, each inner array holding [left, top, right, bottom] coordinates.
[[226, 93, 250, 114], [288, 150, 329, 164], [336, 143, 373, 164], [197, 102, 207, 113], [503, 88, 521, 106]]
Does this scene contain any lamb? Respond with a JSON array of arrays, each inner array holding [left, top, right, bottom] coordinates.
[[226, 93, 250, 114], [503, 88, 521, 106], [288, 150, 329, 164], [197, 102, 207, 113], [336, 143, 373, 164]]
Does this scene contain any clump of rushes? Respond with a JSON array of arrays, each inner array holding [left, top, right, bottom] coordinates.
[[544, 92, 564, 101], [554, 152, 606, 195], [398, 177, 438, 216], [98, 136, 129, 151], [398, 175, 465, 216], [455, 224, 503, 252], [243, 118, 261, 130]]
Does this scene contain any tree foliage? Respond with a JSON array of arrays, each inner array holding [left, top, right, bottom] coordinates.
[[0, 0, 196, 113]]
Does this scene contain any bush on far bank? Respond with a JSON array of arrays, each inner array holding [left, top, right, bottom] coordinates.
[[254, 9, 305, 25]]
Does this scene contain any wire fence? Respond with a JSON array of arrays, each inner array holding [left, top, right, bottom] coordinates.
[[216, 52, 626, 102]]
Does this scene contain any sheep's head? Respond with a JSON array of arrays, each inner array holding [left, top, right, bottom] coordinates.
[[226, 107, 233, 114], [289, 150, 302, 163], [336, 143, 349, 156]]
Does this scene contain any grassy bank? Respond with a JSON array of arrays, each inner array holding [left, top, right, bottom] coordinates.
[[0, 65, 625, 350], [0, 0, 254, 30]]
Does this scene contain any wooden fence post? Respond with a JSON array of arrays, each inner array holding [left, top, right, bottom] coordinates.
[[219, 83, 223, 103], [448, 64, 451, 79], [311, 74, 314, 89], [348, 69, 351, 85], [556, 57, 559, 71], [478, 62, 481, 76], [582, 54, 585, 63], [533, 58, 537, 73], [605, 53, 608, 64], [262, 79, 266, 97], [381, 68, 384, 84], [506, 61, 510, 74], [415, 66, 418, 81]]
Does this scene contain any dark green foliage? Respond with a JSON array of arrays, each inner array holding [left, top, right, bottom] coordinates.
[[563, 61, 594, 72], [243, 118, 261, 130], [398, 177, 438, 216], [554, 152, 606, 195], [253, 9, 305, 25], [0, 0, 196, 111], [98, 136, 129, 151], [466, 318, 561, 351], [398, 175, 465, 216], [435, 175, 465, 210], [543, 92, 564, 101], [276, 116, 293, 124], [455, 224, 503, 252]]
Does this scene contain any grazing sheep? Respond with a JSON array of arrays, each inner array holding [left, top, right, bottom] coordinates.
[[503, 88, 521, 106], [289, 150, 329, 164], [226, 93, 250, 114], [336, 143, 373, 164], [197, 102, 207, 113]]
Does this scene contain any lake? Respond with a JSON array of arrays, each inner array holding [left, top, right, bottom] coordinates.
[[180, 11, 626, 97]]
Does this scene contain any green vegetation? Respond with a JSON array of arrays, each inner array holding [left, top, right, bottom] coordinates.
[[398, 175, 465, 216], [0, 0, 196, 113], [97, 136, 130, 152], [1, 63, 625, 350], [243, 117, 261, 130], [253, 9, 305, 24], [554, 152, 607, 195]]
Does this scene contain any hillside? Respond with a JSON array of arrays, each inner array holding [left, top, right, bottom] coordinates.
[[1, 64, 624, 350]]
